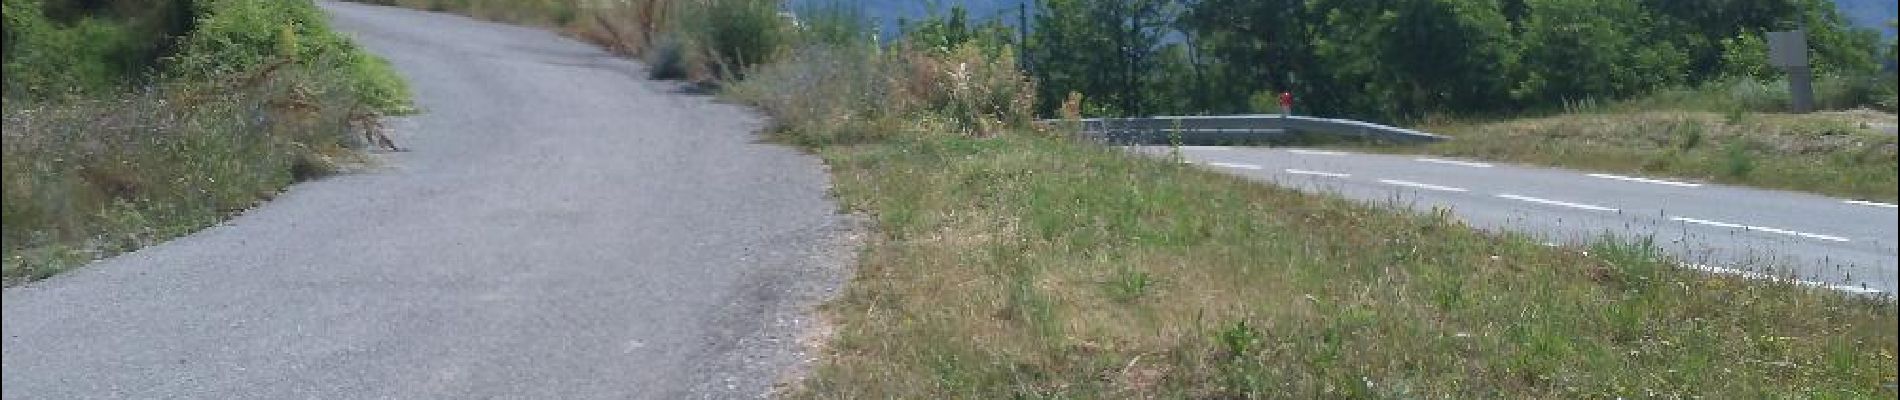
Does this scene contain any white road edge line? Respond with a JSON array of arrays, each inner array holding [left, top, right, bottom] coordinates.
[[1378, 179, 1468, 192], [1416, 158, 1494, 168], [1586, 173, 1703, 188], [1669, 216, 1851, 242], [1286, 149, 1346, 156], [1285, 169, 1351, 178], [1496, 194, 1618, 212], [1681, 263, 1885, 295], [1206, 162, 1263, 170], [1844, 199, 1899, 209]]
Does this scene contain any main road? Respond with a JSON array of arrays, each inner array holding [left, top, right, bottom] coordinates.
[[3, 2, 853, 399], [1148, 145, 1897, 294]]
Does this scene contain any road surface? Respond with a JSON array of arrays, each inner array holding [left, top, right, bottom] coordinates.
[[1144, 145, 1897, 294], [3, 2, 853, 399]]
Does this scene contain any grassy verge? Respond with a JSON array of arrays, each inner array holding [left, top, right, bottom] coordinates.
[[2, 0, 412, 283], [791, 127, 1896, 398], [1353, 74, 1899, 202], [1392, 110, 1897, 202]]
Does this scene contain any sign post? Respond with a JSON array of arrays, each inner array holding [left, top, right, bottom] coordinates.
[[1767, 29, 1814, 113]]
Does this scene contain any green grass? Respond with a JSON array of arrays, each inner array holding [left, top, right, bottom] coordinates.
[[2, 0, 413, 283], [1389, 110, 1898, 202], [785, 129, 1896, 398]]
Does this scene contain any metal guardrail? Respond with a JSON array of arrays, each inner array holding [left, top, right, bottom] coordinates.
[[1053, 115, 1449, 145]]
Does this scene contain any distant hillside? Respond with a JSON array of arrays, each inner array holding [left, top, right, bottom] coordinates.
[[1834, 0, 1897, 36]]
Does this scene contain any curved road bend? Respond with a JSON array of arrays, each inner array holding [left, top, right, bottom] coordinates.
[[1149, 145, 1897, 294], [4, 2, 852, 399]]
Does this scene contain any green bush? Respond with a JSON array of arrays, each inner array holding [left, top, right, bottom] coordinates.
[[644, 34, 689, 80], [167, 0, 411, 113], [684, 0, 785, 79], [1, 0, 167, 98]]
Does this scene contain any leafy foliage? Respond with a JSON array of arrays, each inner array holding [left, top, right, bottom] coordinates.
[[1028, 0, 1172, 117], [168, 0, 411, 112], [2, 0, 195, 97], [1031, 0, 1887, 121]]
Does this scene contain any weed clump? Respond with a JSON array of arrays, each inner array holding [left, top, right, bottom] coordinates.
[[2, 0, 412, 282]]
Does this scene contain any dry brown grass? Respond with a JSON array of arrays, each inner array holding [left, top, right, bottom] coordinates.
[[787, 130, 1897, 398]]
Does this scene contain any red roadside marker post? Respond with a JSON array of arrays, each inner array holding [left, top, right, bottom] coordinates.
[[1278, 91, 1294, 118]]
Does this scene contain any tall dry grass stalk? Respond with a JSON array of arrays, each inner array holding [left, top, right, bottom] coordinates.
[[2, 60, 374, 282]]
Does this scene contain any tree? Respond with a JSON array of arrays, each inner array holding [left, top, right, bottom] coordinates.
[[1308, 0, 1519, 119], [1638, 0, 1797, 82], [1178, 0, 1311, 114], [1514, 0, 1686, 104], [1028, 0, 1170, 116]]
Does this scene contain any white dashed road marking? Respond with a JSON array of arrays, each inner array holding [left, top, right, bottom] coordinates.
[[1378, 179, 1468, 192], [1669, 217, 1851, 242], [1286, 149, 1346, 156], [1844, 200, 1898, 209], [1586, 173, 1703, 187], [1496, 194, 1619, 212], [1284, 169, 1351, 178], [1206, 162, 1263, 170], [1416, 158, 1494, 168], [1682, 264, 1883, 295]]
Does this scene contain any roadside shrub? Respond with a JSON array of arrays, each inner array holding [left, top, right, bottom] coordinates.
[[794, 0, 872, 48], [899, 43, 1036, 137], [1723, 140, 1757, 178], [167, 0, 411, 113], [1, 0, 167, 98], [1811, 71, 1891, 111], [730, 38, 1035, 144], [728, 43, 901, 145], [684, 0, 785, 79], [645, 34, 689, 80]]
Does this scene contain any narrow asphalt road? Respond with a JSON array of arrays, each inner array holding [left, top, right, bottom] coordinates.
[[3, 2, 853, 399], [1144, 145, 1898, 294]]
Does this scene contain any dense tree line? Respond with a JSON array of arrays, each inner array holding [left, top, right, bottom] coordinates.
[[1023, 0, 1888, 121]]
